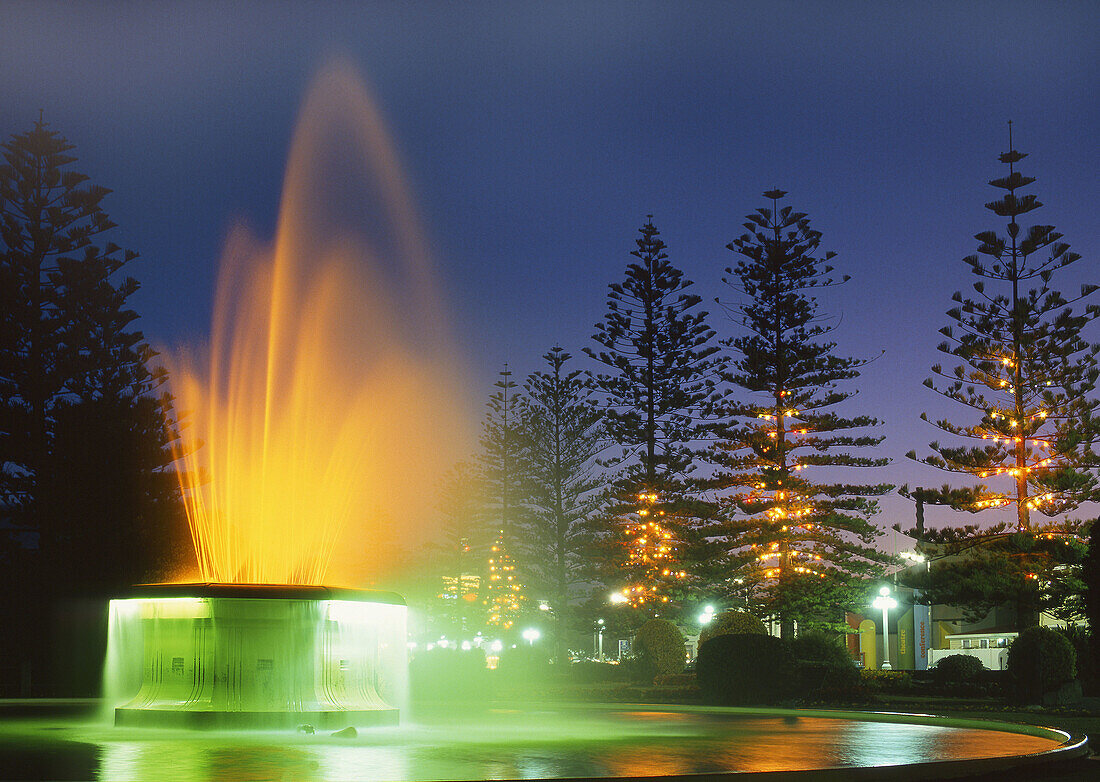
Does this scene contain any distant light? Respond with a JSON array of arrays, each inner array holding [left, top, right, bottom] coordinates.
[[407, 641, 418, 650], [490, 640, 503, 653], [597, 618, 605, 626], [539, 601, 551, 611], [704, 604, 715, 614], [609, 592, 629, 604], [522, 628, 541, 645], [426, 643, 435, 651], [461, 641, 472, 651], [437, 639, 449, 648]]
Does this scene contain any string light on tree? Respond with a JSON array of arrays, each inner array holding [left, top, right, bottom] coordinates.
[[623, 491, 686, 608], [910, 124, 1099, 533], [485, 529, 525, 629], [714, 189, 891, 638]]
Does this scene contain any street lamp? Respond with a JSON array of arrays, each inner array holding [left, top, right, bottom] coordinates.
[[698, 604, 716, 625], [872, 586, 897, 670], [596, 618, 605, 661], [522, 628, 541, 646]]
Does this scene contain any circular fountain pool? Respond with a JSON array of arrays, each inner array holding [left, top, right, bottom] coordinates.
[[0, 702, 1085, 781]]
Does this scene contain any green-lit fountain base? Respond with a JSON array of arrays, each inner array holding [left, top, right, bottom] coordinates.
[[105, 584, 407, 730]]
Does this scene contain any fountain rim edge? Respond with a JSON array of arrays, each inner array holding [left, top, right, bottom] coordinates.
[[123, 582, 406, 605]]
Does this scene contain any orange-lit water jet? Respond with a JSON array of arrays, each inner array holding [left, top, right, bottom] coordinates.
[[168, 61, 471, 586]]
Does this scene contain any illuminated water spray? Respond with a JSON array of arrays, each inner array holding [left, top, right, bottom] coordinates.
[[106, 62, 471, 727], [169, 61, 470, 585]]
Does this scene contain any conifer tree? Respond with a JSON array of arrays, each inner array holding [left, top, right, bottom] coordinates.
[[714, 190, 891, 637], [0, 119, 185, 691], [585, 217, 725, 610], [904, 128, 1099, 626], [521, 346, 605, 657], [1085, 522, 1100, 682], [477, 366, 530, 627], [0, 120, 183, 586]]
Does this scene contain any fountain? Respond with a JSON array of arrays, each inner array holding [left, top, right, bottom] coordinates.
[[102, 59, 470, 730], [0, 62, 1087, 779], [106, 584, 406, 728]]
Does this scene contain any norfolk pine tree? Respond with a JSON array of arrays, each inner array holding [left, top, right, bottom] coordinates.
[[905, 128, 1099, 627], [0, 119, 186, 692], [478, 365, 530, 630], [714, 190, 891, 637], [585, 217, 726, 612], [521, 346, 606, 659]]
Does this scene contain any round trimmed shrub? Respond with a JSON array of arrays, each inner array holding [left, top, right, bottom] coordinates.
[[933, 653, 986, 682], [698, 610, 767, 645], [696, 633, 794, 705], [1007, 626, 1077, 703], [634, 618, 686, 676]]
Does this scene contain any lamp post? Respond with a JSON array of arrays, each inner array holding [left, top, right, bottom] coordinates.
[[596, 618, 605, 661], [872, 586, 897, 670]]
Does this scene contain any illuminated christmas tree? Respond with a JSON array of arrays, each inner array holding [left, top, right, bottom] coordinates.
[[901, 126, 1098, 627], [909, 125, 1099, 529], [587, 218, 726, 612], [618, 491, 687, 608], [485, 529, 525, 629], [714, 190, 892, 637]]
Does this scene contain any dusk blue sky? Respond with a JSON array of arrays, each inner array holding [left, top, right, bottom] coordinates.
[[2, 1, 1097, 539]]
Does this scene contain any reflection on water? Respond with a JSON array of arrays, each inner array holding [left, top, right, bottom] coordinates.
[[0, 707, 1063, 781]]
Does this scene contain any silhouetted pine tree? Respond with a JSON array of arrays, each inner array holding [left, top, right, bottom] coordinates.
[[903, 128, 1099, 627], [1085, 522, 1100, 689], [714, 190, 891, 637], [585, 217, 725, 613], [0, 119, 186, 692], [521, 346, 606, 659]]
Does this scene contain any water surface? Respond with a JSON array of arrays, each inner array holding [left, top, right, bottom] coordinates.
[[0, 704, 1063, 781]]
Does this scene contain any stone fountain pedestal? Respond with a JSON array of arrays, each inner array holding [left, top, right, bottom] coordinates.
[[106, 583, 406, 729]]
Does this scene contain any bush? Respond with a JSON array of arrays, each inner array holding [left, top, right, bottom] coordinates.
[[860, 669, 913, 693], [1006, 626, 1077, 703], [696, 633, 793, 705], [569, 660, 629, 683], [1053, 625, 1095, 696], [789, 630, 853, 666], [932, 653, 986, 683], [698, 610, 767, 645], [791, 660, 860, 696], [634, 618, 686, 676], [788, 630, 860, 698]]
